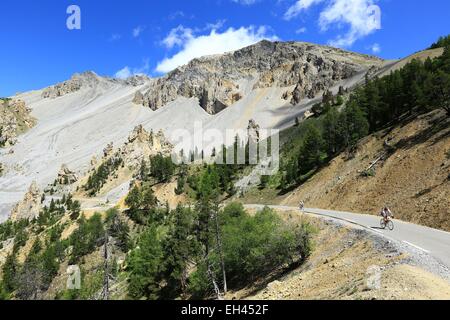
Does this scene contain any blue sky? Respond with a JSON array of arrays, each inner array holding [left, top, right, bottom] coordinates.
[[0, 0, 449, 97]]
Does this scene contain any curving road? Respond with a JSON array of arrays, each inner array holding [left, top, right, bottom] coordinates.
[[244, 205, 450, 269]]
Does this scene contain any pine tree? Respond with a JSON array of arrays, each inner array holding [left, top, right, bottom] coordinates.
[[127, 226, 164, 299], [411, 80, 426, 110], [16, 239, 44, 300], [175, 175, 186, 195], [162, 206, 198, 298], [125, 186, 143, 211], [2, 253, 18, 293], [41, 245, 60, 288], [142, 187, 158, 211], [323, 107, 341, 157], [335, 95, 344, 106], [49, 198, 56, 212], [432, 70, 450, 115], [344, 101, 369, 147], [298, 124, 324, 175]]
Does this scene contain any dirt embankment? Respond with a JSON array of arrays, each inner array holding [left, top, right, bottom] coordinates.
[[230, 212, 450, 300], [282, 109, 450, 231]]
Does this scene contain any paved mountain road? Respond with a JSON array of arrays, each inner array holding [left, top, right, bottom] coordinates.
[[245, 205, 450, 269]]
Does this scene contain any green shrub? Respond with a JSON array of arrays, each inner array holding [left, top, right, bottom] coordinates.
[[150, 154, 176, 183], [69, 213, 104, 264], [189, 204, 315, 294], [125, 184, 160, 225]]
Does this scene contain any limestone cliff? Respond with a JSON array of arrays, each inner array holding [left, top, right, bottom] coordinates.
[[92, 125, 173, 173], [136, 40, 383, 114], [118, 125, 173, 167]]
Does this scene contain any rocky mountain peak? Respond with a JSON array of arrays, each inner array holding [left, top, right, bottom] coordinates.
[[41, 71, 109, 99], [71, 71, 100, 83]]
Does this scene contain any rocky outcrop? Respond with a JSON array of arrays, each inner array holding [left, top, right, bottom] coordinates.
[[136, 40, 382, 114], [291, 84, 303, 105], [10, 181, 42, 222], [118, 125, 173, 167], [0, 99, 36, 147], [247, 119, 261, 143], [133, 90, 144, 105], [103, 142, 114, 158], [94, 126, 173, 171], [56, 164, 78, 185], [90, 156, 98, 170], [124, 74, 151, 87], [41, 71, 105, 99]]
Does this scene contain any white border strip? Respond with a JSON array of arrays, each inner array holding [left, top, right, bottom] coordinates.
[[403, 241, 430, 253]]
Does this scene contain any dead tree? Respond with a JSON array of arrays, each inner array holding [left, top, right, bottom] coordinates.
[[101, 229, 110, 300], [212, 206, 227, 294], [207, 261, 222, 300]]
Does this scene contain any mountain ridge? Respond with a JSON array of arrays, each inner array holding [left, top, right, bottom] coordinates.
[[135, 40, 383, 114]]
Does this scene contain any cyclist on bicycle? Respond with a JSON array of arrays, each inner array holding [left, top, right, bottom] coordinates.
[[299, 201, 305, 211], [380, 207, 393, 222]]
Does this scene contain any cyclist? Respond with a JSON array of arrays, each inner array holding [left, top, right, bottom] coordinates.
[[380, 207, 393, 223], [299, 201, 305, 211]]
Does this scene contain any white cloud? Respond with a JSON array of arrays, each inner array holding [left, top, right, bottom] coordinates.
[[285, 0, 381, 47], [115, 67, 132, 79], [205, 20, 227, 31], [369, 43, 381, 54], [162, 25, 194, 49], [156, 26, 278, 73], [319, 0, 381, 47], [132, 26, 145, 38], [296, 27, 307, 34], [161, 21, 228, 50], [115, 59, 150, 79], [284, 0, 324, 20]]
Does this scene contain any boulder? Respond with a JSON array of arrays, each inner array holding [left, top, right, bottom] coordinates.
[[57, 164, 78, 185]]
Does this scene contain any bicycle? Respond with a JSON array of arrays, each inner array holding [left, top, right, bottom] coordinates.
[[380, 217, 394, 231]]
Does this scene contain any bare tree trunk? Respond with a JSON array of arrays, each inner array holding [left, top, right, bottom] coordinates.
[[204, 231, 222, 300], [102, 230, 109, 300], [213, 207, 227, 294], [207, 261, 222, 300], [180, 268, 188, 299]]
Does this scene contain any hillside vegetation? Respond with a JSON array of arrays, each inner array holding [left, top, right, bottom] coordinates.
[[279, 44, 450, 189], [281, 109, 450, 231], [247, 39, 450, 230]]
